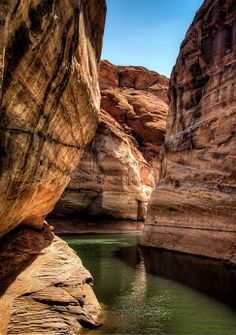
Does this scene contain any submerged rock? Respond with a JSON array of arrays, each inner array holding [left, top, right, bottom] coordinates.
[[141, 0, 236, 265], [0, 225, 102, 334]]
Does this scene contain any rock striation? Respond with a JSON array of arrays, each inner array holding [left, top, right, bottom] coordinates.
[[142, 0, 236, 265], [53, 109, 155, 221], [52, 62, 168, 221], [0, 0, 106, 237], [0, 224, 102, 334], [100, 60, 168, 180], [0, 0, 106, 333]]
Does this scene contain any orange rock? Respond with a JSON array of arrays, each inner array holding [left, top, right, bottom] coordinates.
[[0, 0, 106, 237], [100, 60, 169, 180], [142, 0, 236, 265]]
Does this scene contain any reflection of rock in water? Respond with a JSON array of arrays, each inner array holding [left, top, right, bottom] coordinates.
[[114, 246, 173, 334], [117, 244, 236, 311]]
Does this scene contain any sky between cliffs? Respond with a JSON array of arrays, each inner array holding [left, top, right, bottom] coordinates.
[[101, 0, 204, 77]]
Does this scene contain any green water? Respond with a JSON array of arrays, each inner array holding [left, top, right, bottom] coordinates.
[[64, 234, 236, 335]]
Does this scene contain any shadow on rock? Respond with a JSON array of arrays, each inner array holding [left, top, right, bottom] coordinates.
[[0, 223, 53, 296]]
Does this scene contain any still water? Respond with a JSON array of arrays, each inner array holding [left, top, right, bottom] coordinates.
[[64, 234, 236, 335]]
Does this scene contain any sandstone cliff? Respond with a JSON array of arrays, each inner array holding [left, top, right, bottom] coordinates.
[[0, 0, 106, 333], [52, 62, 168, 221], [100, 60, 168, 180], [0, 0, 106, 237], [142, 0, 236, 265], [53, 109, 155, 221]]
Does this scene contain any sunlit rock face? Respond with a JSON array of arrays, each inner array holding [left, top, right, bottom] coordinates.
[[0, 225, 102, 334], [142, 0, 236, 264], [53, 62, 168, 221], [100, 60, 169, 180], [53, 110, 155, 221], [0, 0, 106, 237]]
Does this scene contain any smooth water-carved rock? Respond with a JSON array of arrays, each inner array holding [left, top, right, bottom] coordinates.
[[0, 0, 106, 237], [0, 225, 102, 334], [53, 110, 155, 221], [142, 0, 236, 265], [52, 62, 168, 222], [100, 60, 168, 180], [0, 0, 106, 332]]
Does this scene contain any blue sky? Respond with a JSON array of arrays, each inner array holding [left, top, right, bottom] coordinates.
[[101, 0, 204, 77]]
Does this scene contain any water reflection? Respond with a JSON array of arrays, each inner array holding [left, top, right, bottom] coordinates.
[[65, 234, 236, 335], [117, 244, 236, 310]]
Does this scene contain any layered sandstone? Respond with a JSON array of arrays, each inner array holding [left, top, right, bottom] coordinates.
[[53, 109, 155, 221], [52, 62, 168, 222], [0, 0, 106, 333], [0, 0, 106, 237], [0, 225, 102, 334], [100, 60, 168, 180], [142, 0, 236, 265]]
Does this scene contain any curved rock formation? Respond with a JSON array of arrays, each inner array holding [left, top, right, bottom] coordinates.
[[142, 0, 236, 265], [0, 0, 106, 237], [52, 62, 168, 222], [0, 0, 106, 333], [100, 60, 168, 180], [53, 110, 155, 221], [0, 225, 101, 334]]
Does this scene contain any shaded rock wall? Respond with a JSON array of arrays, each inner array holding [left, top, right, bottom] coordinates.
[[0, 0, 106, 333], [0, 0, 106, 237], [53, 110, 155, 221], [142, 0, 236, 265]]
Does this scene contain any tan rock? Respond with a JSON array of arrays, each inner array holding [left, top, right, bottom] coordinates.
[[100, 60, 169, 180], [0, 0, 106, 237], [0, 225, 102, 334], [53, 110, 155, 220], [142, 0, 236, 265]]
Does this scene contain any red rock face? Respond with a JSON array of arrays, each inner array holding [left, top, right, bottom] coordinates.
[[142, 0, 236, 265], [99, 60, 169, 180], [52, 61, 168, 222], [53, 109, 155, 221]]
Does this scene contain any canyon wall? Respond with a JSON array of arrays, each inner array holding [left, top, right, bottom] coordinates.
[[100, 60, 168, 180], [52, 61, 168, 221], [0, 0, 105, 237], [142, 0, 236, 265], [53, 109, 155, 221], [0, 0, 106, 333]]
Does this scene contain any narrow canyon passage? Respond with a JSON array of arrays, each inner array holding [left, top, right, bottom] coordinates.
[[0, 0, 236, 333]]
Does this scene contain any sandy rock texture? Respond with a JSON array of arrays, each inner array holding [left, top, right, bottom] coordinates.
[[0, 225, 102, 335], [0, 0, 106, 237], [52, 61, 168, 221], [100, 60, 168, 180], [53, 110, 155, 221], [142, 0, 236, 265]]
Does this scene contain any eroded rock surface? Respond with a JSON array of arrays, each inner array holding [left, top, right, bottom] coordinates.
[[0, 225, 101, 334], [53, 110, 155, 221], [52, 62, 168, 221], [0, 0, 106, 237], [142, 0, 236, 265], [0, 0, 106, 333], [100, 60, 168, 180]]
